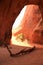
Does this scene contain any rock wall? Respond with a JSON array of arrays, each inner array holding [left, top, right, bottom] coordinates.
[[12, 4, 43, 44], [0, 0, 29, 41], [0, 0, 43, 44]]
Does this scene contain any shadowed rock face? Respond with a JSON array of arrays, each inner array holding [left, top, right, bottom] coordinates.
[[0, 0, 29, 41], [0, 0, 43, 44]]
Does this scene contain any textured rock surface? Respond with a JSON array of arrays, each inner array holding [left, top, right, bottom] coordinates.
[[0, 0, 43, 44], [12, 4, 43, 44], [0, 0, 29, 41]]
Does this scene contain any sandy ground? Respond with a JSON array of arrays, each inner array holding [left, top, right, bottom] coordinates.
[[0, 44, 43, 65]]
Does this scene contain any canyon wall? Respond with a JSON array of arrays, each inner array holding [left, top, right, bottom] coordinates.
[[0, 0, 29, 41], [0, 0, 43, 44]]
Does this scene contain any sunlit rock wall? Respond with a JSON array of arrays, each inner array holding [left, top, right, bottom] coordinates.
[[12, 4, 43, 44]]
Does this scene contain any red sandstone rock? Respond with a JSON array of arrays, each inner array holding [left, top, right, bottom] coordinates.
[[12, 4, 43, 43], [0, 0, 43, 44]]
